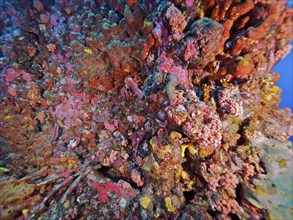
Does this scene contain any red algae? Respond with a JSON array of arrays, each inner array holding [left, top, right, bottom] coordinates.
[[0, 0, 292, 219]]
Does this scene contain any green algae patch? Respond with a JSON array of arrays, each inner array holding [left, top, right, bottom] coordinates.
[[246, 137, 293, 220]]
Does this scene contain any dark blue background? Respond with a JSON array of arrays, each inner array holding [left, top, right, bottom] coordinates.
[[279, 0, 293, 109], [273, 42, 292, 141], [274, 43, 293, 110], [276, 1, 292, 141]]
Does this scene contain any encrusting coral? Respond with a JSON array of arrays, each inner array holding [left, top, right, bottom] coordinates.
[[0, 0, 292, 219]]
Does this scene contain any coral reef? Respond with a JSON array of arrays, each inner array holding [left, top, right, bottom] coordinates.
[[0, 0, 292, 219]]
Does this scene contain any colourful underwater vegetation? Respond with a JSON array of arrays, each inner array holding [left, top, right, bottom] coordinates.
[[0, 0, 292, 219]]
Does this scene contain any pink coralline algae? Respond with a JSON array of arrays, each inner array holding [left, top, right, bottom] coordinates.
[[183, 118, 222, 148], [218, 86, 244, 117], [4, 68, 34, 86], [52, 96, 83, 127], [92, 179, 139, 204], [0, 0, 292, 219], [184, 38, 199, 61], [104, 119, 119, 132], [164, 3, 187, 41]]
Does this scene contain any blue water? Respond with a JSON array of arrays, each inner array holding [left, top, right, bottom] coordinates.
[[273, 42, 293, 142], [274, 42, 293, 110]]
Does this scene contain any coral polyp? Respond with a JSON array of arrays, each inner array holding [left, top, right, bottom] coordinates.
[[0, 0, 292, 219]]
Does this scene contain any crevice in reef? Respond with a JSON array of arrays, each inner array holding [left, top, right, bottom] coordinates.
[[183, 190, 196, 204], [236, 119, 250, 146]]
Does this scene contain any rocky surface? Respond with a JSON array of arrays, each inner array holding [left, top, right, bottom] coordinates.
[[0, 0, 292, 219]]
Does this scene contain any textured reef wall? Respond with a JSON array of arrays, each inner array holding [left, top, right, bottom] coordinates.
[[0, 0, 292, 219]]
